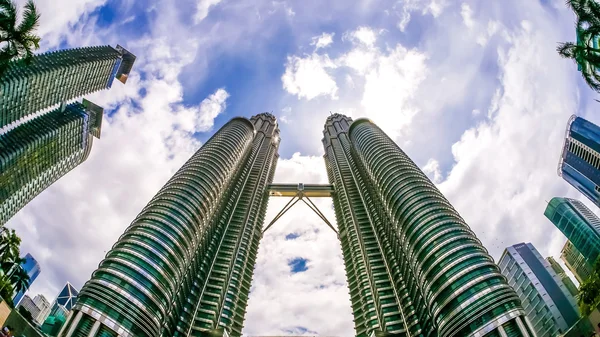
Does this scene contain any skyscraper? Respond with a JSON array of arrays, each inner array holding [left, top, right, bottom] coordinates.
[[499, 243, 579, 336], [34, 294, 52, 325], [12, 252, 41, 306], [322, 114, 532, 336], [0, 99, 104, 224], [558, 115, 600, 207], [62, 114, 531, 337], [0, 45, 135, 130], [60, 114, 280, 337], [561, 240, 593, 283], [544, 197, 600, 268], [546, 256, 579, 297], [53, 282, 79, 311]]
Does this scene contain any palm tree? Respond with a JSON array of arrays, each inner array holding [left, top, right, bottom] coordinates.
[[9, 264, 29, 295], [0, 0, 40, 74], [0, 228, 21, 264], [557, 0, 600, 91], [579, 257, 600, 315], [0, 274, 13, 306]]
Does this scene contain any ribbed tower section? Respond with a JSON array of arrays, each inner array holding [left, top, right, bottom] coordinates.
[[60, 114, 279, 337], [60, 117, 256, 337], [181, 113, 279, 337], [322, 114, 429, 337], [0, 99, 104, 224], [346, 117, 534, 337], [0, 45, 135, 129]]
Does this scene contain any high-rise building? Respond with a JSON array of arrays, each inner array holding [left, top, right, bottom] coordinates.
[[18, 294, 41, 320], [0, 99, 104, 224], [34, 294, 52, 325], [545, 197, 600, 268], [321, 114, 532, 336], [558, 115, 600, 207], [499, 243, 579, 336], [0, 45, 135, 130], [546, 256, 579, 297], [60, 114, 280, 337], [561, 240, 594, 283], [62, 114, 532, 337], [12, 252, 41, 305], [53, 282, 79, 311]]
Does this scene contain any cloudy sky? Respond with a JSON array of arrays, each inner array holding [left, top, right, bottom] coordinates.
[[6, 0, 600, 335]]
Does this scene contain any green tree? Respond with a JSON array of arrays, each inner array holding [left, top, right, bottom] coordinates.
[[0, 273, 14, 306], [0, 0, 40, 74], [557, 0, 600, 91], [0, 228, 21, 263], [578, 257, 600, 315]]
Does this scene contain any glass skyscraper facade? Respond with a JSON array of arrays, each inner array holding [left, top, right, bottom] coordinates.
[[546, 256, 579, 297], [545, 197, 600, 268], [499, 243, 579, 336], [0, 45, 135, 130], [0, 99, 104, 224], [60, 114, 280, 337], [561, 240, 593, 283], [322, 115, 532, 336], [61, 114, 532, 337], [558, 115, 600, 207], [12, 252, 41, 305]]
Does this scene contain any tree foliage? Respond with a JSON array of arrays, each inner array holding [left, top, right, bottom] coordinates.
[[558, 0, 600, 92], [578, 257, 600, 315], [0, 0, 40, 76], [0, 228, 29, 306]]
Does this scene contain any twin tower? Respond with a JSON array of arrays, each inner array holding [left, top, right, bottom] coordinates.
[[59, 113, 534, 337]]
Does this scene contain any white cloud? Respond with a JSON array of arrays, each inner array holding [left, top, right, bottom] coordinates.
[[345, 26, 377, 47], [422, 158, 442, 183], [461, 3, 474, 29], [282, 54, 339, 100], [197, 88, 230, 132], [311, 32, 335, 50], [396, 0, 448, 32], [195, 0, 223, 23]]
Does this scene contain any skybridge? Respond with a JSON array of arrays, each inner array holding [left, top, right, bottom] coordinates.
[[263, 183, 337, 236]]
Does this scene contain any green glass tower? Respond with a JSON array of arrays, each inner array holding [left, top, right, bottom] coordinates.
[[546, 256, 579, 297], [0, 99, 103, 225], [323, 114, 532, 337], [0, 45, 135, 129], [545, 197, 600, 269], [60, 113, 280, 337]]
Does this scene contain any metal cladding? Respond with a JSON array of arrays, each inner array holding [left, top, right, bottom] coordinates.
[[0, 101, 103, 225], [323, 114, 533, 337], [0, 45, 135, 129], [62, 114, 280, 337]]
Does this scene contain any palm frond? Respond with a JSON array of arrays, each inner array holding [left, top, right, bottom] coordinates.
[[16, 0, 39, 34], [557, 42, 578, 59], [0, 0, 16, 31]]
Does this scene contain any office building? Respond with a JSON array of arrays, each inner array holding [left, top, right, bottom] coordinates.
[[545, 197, 600, 268], [18, 294, 41, 319], [61, 114, 280, 337], [558, 115, 600, 207], [499, 243, 579, 336], [34, 294, 52, 325], [62, 114, 531, 337], [12, 253, 41, 305], [322, 115, 532, 336], [0, 45, 135, 130], [0, 99, 104, 224], [546, 256, 579, 297], [53, 282, 79, 311], [561, 240, 594, 283]]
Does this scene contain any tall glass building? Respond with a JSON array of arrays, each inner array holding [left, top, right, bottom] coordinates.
[[558, 115, 600, 207], [498, 243, 579, 336], [62, 114, 532, 337], [12, 253, 41, 305], [545, 197, 600, 268], [0, 45, 135, 130], [546, 256, 579, 297], [60, 114, 280, 337], [323, 115, 532, 336], [0, 99, 104, 224], [561, 240, 593, 283]]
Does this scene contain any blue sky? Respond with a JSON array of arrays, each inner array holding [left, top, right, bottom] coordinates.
[[6, 0, 600, 335]]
